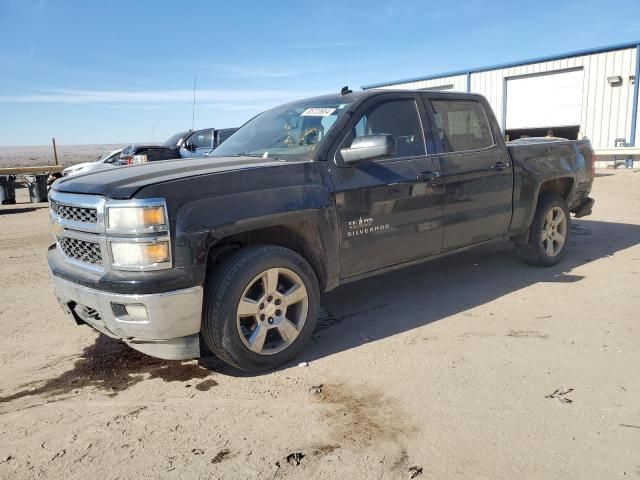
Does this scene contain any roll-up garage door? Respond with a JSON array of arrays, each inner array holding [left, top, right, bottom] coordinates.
[[505, 69, 584, 129]]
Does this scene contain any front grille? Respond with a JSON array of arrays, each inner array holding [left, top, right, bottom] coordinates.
[[59, 237, 103, 265], [51, 201, 98, 223]]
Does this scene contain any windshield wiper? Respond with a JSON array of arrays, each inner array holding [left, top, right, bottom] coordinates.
[[217, 153, 265, 158], [210, 152, 285, 161]]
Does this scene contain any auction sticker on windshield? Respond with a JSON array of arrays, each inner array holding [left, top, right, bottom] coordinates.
[[301, 107, 336, 117]]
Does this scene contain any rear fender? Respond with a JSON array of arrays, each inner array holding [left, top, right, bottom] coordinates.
[[508, 141, 586, 235]]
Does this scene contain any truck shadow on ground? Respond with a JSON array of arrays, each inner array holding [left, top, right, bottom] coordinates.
[[299, 218, 640, 368], [205, 218, 640, 376]]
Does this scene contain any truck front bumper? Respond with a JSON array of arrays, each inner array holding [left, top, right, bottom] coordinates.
[[51, 274, 203, 360]]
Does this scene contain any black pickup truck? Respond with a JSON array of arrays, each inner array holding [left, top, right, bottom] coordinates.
[[48, 89, 595, 372], [119, 127, 238, 164]]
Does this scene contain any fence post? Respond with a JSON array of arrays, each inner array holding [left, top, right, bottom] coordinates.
[[52, 137, 58, 165]]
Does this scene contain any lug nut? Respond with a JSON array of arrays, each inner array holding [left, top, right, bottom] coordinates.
[[267, 296, 273, 302], [260, 314, 265, 321], [274, 299, 281, 305], [259, 303, 265, 310], [275, 309, 282, 316], [268, 317, 274, 324]]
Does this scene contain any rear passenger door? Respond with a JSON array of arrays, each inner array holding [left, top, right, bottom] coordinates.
[[422, 95, 513, 250]]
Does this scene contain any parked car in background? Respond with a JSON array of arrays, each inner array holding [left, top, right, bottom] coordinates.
[[48, 89, 595, 373], [120, 127, 238, 164], [119, 130, 190, 164], [180, 128, 238, 158], [62, 149, 122, 177]]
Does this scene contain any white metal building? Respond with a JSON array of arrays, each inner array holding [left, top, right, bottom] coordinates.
[[363, 41, 640, 157]]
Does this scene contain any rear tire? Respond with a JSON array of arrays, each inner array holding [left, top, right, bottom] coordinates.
[[202, 245, 319, 373], [515, 195, 571, 266]]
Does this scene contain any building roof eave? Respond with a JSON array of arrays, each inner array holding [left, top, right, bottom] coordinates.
[[362, 40, 640, 90]]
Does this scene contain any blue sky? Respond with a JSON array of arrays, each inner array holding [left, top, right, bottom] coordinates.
[[1, 0, 639, 146]]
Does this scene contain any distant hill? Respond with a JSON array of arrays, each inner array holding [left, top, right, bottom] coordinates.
[[0, 144, 124, 167]]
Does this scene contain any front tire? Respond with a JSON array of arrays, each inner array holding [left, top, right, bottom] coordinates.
[[202, 245, 320, 372], [515, 195, 571, 266]]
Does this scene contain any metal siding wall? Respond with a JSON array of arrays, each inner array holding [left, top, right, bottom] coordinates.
[[469, 50, 638, 148], [380, 48, 638, 148]]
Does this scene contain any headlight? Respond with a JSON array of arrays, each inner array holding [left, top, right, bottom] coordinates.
[[107, 204, 167, 233], [110, 240, 170, 269]]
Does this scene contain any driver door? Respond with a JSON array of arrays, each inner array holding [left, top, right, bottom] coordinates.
[[329, 93, 444, 278]]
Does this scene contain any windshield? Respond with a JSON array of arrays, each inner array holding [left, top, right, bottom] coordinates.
[[163, 131, 189, 147], [94, 151, 114, 162], [212, 97, 354, 161]]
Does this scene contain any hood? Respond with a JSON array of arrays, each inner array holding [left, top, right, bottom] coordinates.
[[64, 161, 91, 172], [64, 162, 115, 177], [52, 156, 288, 199]]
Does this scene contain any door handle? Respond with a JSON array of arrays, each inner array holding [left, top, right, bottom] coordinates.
[[492, 161, 511, 171], [417, 171, 440, 182]]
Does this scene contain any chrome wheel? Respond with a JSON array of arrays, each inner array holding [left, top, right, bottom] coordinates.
[[541, 206, 567, 257], [236, 267, 309, 355]]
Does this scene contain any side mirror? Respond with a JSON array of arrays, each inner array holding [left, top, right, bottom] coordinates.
[[339, 134, 396, 166]]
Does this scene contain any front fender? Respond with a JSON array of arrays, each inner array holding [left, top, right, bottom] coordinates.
[[173, 184, 340, 290]]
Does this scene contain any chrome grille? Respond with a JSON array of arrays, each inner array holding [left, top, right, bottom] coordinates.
[[51, 201, 98, 223], [58, 237, 103, 265]]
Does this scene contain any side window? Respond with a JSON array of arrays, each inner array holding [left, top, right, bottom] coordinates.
[[104, 152, 120, 164], [429, 99, 494, 153], [191, 129, 214, 149], [344, 99, 426, 159]]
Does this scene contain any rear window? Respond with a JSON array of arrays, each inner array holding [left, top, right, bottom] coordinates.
[[430, 99, 494, 152]]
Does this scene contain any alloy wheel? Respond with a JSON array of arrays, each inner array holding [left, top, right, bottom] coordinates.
[[541, 206, 567, 257], [236, 267, 309, 355]]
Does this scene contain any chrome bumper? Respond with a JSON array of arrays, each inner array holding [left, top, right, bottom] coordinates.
[[51, 274, 203, 360]]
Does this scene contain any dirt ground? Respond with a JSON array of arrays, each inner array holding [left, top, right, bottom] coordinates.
[[0, 170, 639, 479]]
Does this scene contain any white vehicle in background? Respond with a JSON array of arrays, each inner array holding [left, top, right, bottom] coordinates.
[[62, 149, 122, 177]]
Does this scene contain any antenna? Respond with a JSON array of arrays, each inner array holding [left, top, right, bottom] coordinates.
[[191, 75, 197, 131]]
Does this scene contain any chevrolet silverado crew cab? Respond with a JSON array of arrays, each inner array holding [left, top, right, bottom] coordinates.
[[48, 89, 595, 372]]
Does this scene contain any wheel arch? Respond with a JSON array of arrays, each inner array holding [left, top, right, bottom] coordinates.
[[204, 220, 330, 292], [510, 176, 574, 243], [537, 177, 574, 202]]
